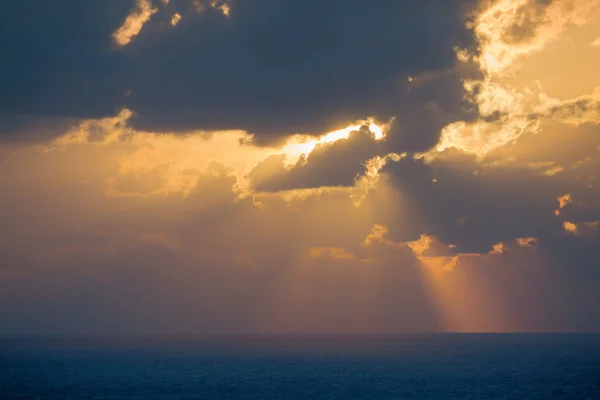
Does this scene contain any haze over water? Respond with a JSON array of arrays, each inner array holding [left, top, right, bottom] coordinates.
[[2, 334, 599, 399]]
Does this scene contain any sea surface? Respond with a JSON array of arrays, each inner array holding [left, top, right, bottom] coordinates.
[[1, 334, 599, 399]]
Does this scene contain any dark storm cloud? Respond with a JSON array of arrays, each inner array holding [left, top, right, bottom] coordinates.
[[1, 0, 480, 146], [0, 1, 133, 123], [125, 0, 479, 143], [380, 122, 600, 255], [0, 114, 79, 143], [381, 153, 565, 253], [383, 67, 481, 153]]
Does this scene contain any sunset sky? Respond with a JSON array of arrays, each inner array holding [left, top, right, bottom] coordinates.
[[1, 0, 600, 334]]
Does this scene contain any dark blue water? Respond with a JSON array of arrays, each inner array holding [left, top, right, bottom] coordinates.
[[1, 334, 599, 399]]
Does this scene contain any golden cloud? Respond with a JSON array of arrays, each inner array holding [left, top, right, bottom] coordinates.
[[563, 220, 600, 235], [435, 1, 600, 158], [171, 13, 182, 26], [113, 0, 157, 47], [515, 237, 539, 247], [555, 194, 573, 215], [192, 0, 231, 17], [490, 242, 510, 254], [476, 0, 600, 75]]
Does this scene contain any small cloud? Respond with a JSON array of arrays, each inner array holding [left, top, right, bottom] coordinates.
[[406, 234, 465, 259], [515, 237, 539, 248], [404, 233, 480, 271], [363, 225, 391, 246], [558, 194, 573, 208], [564, 221, 600, 236], [406, 234, 436, 256], [543, 165, 564, 176], [555, 194, 573, 215], [420, 255, 460, 271], [218, 2, 231, 17], [490, 242, 510, 254], [113, 0, 157, 47], [572, 156, 592, 168], [193, 0, 231, 17], [171, 13, 182, 26], [591, 38, 600, 47], [563, 221, 579, 235]]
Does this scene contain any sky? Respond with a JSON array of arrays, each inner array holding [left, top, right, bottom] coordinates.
[[1, 0, 599, 334]]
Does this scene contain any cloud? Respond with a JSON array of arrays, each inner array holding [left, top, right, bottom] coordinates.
[[113, 0, 158, 46], [171, 12, 182, 26], [245, 66, 480, 191], [499, 0, 554, 45], [476, 0, 600, 74], [123, 0, 479, 142], [0, 114, 80, 143], [434, 80, 600, 157], [381, 123, 600, 253], [556, 194, 573, 215], [516, 237, 539, 247], [1, 0, 484, 194], [563, 221, 580, 234], [249, 126, 384, 191], [383, 67, 481, 154], [433, 1, 600, 158], [538, 95, 600, 125], [1, 0, 480, 148], [0, 1, 132, 122]]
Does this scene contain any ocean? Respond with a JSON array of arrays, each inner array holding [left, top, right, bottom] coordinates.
[[1, 334, 599, 399]]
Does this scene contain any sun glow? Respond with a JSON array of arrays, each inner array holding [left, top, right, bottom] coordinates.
[[281, 120, 386, 163]]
